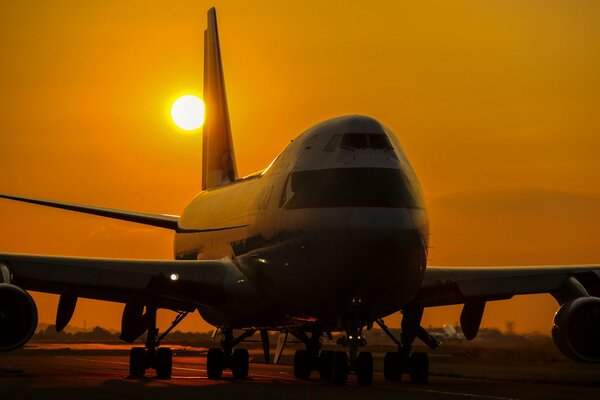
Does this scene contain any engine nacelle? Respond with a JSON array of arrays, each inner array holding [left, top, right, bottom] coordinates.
[[0, 283, 38, 351], [552, 296, 600, 363]]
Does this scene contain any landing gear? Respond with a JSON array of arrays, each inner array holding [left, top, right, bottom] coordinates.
[[409, 352, 429, 384], [129, 347, 146, 377], [317, 350, 334, 380], [207, 348, 224, 379], [232, 348, 250, 379], [336, 327, 372, 386], [377, 307, 439, 384], [356, 351, 373, 386], [127, 305, 188, 379], [287, 328, 372, 386], [206, 328, 254, 379], [289, 330, 322, 380], [332, 350, 349, 385], [155, 347, 173, 378], [293, 349, 312, 379], [129, 344, 172, 379]]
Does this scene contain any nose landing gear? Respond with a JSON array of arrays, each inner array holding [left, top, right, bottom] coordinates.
[[289, 329, 374, 386], [336, 328, 373, 386]]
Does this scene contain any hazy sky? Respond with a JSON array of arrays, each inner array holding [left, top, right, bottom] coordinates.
[[1, 0, 599, 334]]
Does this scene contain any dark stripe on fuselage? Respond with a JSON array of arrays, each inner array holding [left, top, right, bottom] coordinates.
[[282, 168, 423, 209], [176, 224, 249, 234]]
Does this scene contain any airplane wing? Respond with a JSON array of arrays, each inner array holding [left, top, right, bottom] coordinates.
[[0, 253, 244, 311], [415, 265, 600, 308], [0, 194, 179, 230], [410, 265, 600, 343]]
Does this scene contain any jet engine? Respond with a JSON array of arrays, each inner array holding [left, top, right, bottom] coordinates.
[[552, 296, 600, 363], [0, 283, 38, 351]]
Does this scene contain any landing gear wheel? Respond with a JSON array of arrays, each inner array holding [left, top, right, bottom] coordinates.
[[332, 351, 348, 386], [156, 347, 172, 378], [356, 352, 373, 386], [293, 349, 311, 380], [129, 347, 146, 378], [318, 350, 334, 380], [409, 352, 429, 384], [232, 348, 250, 379], [383, 352, 402, 382], [207, 348, 224, 379]]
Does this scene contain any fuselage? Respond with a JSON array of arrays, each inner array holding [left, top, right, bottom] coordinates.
[[174, 115, 429, 331]]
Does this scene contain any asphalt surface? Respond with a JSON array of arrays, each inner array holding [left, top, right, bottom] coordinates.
[[1, 351, 599, 400]]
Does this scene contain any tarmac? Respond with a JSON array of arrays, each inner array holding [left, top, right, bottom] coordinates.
[[1, 350, 600, 400]]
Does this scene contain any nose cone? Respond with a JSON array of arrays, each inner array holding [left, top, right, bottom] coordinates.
[[281, 113, 426, 213], [278, 207, 428, 325]]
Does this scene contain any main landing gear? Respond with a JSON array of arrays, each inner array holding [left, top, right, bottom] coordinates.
[[289, 308, 440, 386], [206, 328, 255, 379], [129, 305, 188, 379], [378, 306, 442, 384]]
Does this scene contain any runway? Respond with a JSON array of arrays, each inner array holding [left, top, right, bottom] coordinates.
[[1, 351, 599, 400]]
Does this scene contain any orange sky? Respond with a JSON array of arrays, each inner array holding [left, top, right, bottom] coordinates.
[[1, 1, 600, 334]]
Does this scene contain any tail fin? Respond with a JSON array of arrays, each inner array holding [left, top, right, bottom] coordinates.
[[202, 7, 238, 190]]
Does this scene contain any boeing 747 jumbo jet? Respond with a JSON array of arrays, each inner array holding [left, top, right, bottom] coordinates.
[[1, 8, 599, 386]]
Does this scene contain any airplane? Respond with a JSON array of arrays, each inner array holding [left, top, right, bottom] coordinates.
[[1, 7, 599, 387]]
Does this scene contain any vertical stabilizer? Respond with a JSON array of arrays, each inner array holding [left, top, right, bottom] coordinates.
[[203, 7, 238, 190]]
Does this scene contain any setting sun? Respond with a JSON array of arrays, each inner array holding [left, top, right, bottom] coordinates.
[[171, 95, 204, 131]]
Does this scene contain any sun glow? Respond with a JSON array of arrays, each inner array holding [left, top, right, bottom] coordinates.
[[171, 95, 205, 131]]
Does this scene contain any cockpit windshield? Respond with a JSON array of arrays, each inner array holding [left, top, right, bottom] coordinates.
[[325, 133, 393, 151]]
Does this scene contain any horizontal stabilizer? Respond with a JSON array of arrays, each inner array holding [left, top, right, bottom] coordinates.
[[0, 194, 179, 230]]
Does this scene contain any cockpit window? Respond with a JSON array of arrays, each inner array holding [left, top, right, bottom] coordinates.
[[324, 133, 393, 151], [369, 134, 393, 150], [341, 133, 368, 149], [324, 135, 342, 152]]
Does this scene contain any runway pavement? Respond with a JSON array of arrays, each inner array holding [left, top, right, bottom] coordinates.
[[1, 351, 599, 400]]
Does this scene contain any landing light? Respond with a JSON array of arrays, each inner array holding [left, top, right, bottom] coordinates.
[[170, 273, 179, 281]]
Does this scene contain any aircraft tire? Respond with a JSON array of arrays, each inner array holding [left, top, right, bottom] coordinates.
[[409, 352, 429, 384], [383, 352, 402, 382], [129, 347, 146, 378], [332, 351, 348, 386], [232, 348, 250, 379], [293, 350, 311, 379], [318, 350, 335, 380], [156, 347, 172, 378], [356, 351, 373, 386], [207, 348, 224, 379]]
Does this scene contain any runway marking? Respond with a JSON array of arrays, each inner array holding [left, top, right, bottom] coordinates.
[[54, 357, 289, 380], [53, 356, 517, 398], [406, 388, 517, 400]]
